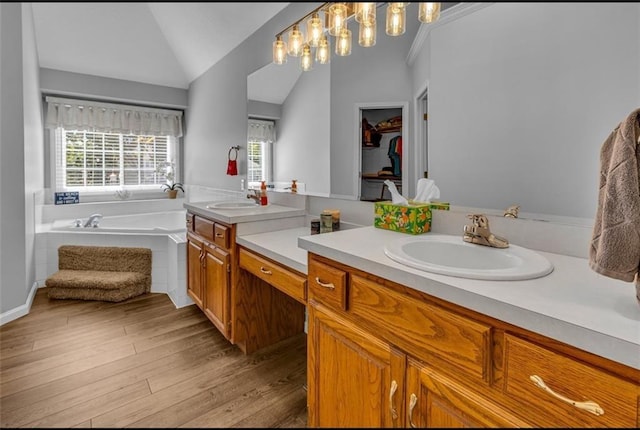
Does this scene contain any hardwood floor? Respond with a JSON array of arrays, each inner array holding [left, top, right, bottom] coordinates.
[[0, 288, 308, 428]]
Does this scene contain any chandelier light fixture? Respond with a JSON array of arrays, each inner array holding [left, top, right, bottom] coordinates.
[[272, 2, 442, 71]]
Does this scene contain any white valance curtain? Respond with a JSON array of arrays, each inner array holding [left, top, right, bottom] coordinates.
[[45, 96, 184, 138], [248, 119, 275, 143]]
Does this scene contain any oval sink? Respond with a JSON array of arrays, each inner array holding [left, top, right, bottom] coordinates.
[[206, 201, 261, 209], [384, 234, 553, 280]]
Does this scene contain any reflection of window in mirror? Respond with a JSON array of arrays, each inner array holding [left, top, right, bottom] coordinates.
[[247, 118, 275, 188]]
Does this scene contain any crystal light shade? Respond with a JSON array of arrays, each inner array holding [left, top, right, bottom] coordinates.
[[272, 35, 287, 65], [327, 3, 348, 36], [419, 2, 441, 23], [306, 13, 323, 47], [355, 2, 376, 24], [300, 44, 313, 71], [316, 34, 331, 64], [336, 26, 352, 56], [359, 20, 376, 47], [287, 24, 304, 57], [386, 3, 406, 36]]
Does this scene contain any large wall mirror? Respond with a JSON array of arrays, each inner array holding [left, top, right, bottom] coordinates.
[[248, 2, 639, 222]]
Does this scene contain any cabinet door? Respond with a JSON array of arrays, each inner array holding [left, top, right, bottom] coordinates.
[[405, 358, 530, 428], [186, 233, 204, 309], [203, 242, 230, 339], [307, 303, 406, 428]]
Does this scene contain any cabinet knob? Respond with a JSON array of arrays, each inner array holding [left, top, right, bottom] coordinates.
[[529, 375, 604, 416]]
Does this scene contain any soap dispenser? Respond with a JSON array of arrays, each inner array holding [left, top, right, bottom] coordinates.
[[260, 181, 268, 206]]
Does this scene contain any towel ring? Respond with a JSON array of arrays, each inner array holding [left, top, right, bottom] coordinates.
[[228, 146, 239, 161]]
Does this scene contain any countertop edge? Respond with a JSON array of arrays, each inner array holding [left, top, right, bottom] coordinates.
[[298, 233, 640, 370]]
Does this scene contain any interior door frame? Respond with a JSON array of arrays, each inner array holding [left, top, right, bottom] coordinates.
[[353, 101, 409, 201], [414, 81, 429, 192]]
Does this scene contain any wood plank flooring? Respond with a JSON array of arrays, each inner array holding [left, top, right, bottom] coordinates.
[[0, 288, 308, 428]]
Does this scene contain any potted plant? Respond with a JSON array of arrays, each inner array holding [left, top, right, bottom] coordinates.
[[161, 182, 184, 199], [157, 160, 183, 199]]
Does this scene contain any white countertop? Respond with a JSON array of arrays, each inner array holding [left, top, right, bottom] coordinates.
[[184, 201, 306, 224], [237, 226, 310, 275], [296, 226, 640, 370]]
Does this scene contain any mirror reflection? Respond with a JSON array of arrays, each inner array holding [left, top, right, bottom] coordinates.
[[248, 3, 639, 221]]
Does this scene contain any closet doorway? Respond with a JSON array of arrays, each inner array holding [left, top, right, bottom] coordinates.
[[356, 102, 408, 202]]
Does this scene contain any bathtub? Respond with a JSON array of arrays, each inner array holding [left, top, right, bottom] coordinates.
[[51, 210, 187, 233], [37, 209, 192, 308]]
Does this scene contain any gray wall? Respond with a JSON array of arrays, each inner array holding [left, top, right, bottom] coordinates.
[[412, 3, 640, 218], [40, 67, 188, 109], [0, 3, 40, 314], [184, 3, 318, 192], [276, 63, 330, 195], [23, 2, 44, 313], [330, 4, 419, 199]]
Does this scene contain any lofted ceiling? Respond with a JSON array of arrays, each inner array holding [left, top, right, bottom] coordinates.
[[30, 2, 291, 90]]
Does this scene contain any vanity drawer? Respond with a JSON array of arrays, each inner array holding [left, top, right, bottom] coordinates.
[[239, 248, 306, 304], [348, 274, 492, 383], [194, 215, 215, 242], [214, 223, 230, 249], [308, 257, 348, 311], [503, 334, 639, 428]]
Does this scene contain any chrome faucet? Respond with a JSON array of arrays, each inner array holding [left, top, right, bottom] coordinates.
[[463, 214, 509, 248], [83, 213, 103, 228], [246, 189, 261, 204]]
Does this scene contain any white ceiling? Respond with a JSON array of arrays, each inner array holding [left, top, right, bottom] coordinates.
[[31, 2, 290, 90]]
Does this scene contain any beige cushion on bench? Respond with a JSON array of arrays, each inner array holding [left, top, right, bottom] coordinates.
[[46, 245, 152, 302]]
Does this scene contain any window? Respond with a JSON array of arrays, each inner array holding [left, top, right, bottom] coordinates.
[[53, 129, 176, 190], [44, 96, 183, 200], [247, 118, 275, 187]]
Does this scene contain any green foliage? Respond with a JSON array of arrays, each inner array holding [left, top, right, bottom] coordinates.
[[161, 182, 184, 192]]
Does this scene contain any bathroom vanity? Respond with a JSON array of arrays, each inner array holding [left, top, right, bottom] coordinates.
[[298, 226, 639, 428], [184, 201, 307, 354], [183, 200, 639, 427]]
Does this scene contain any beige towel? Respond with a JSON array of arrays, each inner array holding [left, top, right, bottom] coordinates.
[[589, 108, 640, 303]]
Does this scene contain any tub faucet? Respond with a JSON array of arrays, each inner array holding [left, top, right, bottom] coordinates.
[[84, 213, 103, 228]]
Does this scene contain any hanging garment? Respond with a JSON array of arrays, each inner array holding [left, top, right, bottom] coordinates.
[[589, 107, 640, 304], [388, 136, 402, 176]]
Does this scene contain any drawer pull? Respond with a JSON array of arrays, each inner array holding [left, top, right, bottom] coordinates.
[[314, 277, 335, 290], [408, 393, 418, 428], [389, 380, 398, 420], [215, 233, 224, 238], [529, 375, 604, 416], [260, 267, 272, 275]]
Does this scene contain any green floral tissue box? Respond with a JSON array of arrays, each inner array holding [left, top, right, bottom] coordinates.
[[374, 201, 433, 234]]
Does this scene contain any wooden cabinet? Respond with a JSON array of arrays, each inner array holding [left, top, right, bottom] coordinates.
[[502, 334, 639, 428], [202, 241, 230, 337], [307, 304, 405, 428], [306, 253, 640, 428], [235, 246, 306, 354], [186, 214, 234, 340], [186, 233, 205, 309], [405, 358, 529, 428]]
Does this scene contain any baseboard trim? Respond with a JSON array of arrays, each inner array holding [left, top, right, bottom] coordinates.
[[0, 281, 40, 326]]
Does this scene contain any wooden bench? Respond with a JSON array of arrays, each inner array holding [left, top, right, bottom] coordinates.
[[45, 245, 152, 302]]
